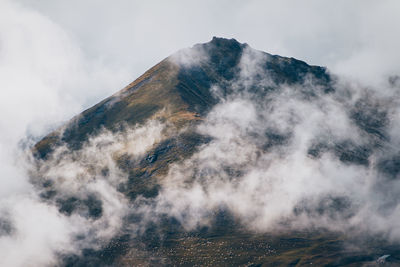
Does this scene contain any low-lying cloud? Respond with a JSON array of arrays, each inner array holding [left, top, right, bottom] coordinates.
[[143, 47, 400, 244], [2, 0, 400, 265], [5, 35, 400, 266]]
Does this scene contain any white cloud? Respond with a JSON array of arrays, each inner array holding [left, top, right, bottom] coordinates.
[[1, 0, 400, 265], [0, 1, 160, 265]]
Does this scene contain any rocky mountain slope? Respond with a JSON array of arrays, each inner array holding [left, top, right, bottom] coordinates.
[[31, 37, 400, 266]]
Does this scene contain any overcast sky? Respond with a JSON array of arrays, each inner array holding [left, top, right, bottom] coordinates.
[[17, 0, 400, 85]]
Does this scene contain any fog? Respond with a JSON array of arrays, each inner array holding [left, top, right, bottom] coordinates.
[[1, 0, 400, 265], [153, 47, 397, 236]]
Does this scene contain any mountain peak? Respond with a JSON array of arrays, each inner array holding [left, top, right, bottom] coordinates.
[[34, 38, 331, 158], [209, 36, 243, 47]]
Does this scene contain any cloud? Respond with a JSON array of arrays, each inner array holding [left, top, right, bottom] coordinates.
[[0, 194, 81, 267], [0, 1, 85, 264], [28, 120, 166, 257], [169, 44, 209, 68], [139, 47, 400, 241], [0, 1, 157, 265], [1, 0, 400, 265]]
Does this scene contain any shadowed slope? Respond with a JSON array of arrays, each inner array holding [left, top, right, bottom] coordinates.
[[34, 37, 330, 158]]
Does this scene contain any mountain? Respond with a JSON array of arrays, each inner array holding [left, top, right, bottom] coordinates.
[[34, 37, 331, 156], [31, 37, 400, 266]]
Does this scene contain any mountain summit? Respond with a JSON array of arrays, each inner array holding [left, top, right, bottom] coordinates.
[[35, 37, 330, 157], [32, 38, 399, 266]]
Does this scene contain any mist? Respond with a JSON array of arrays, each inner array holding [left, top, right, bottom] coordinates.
[[153, 48, 399, 237], [1, 0, 400, 266]]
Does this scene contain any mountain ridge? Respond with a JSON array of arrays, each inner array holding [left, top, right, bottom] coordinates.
[[34, 37, 331, 159]]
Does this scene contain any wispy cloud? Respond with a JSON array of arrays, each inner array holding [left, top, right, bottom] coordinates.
[[1, 0, 400, 265]]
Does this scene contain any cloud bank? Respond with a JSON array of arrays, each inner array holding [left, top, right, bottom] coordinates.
[[1, 0, 400, 265], [153, 51, 396, 236]]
